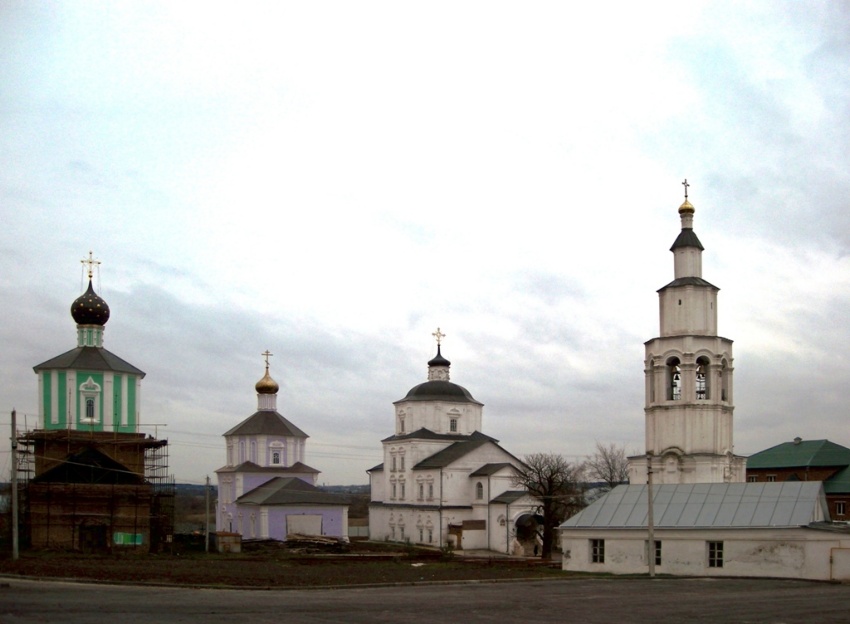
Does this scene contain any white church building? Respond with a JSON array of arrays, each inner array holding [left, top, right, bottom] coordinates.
[[369, 333, 539, 553], [560, 185, 850, 581]]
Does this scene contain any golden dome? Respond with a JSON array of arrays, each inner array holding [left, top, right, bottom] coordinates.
[[255, 367, 279, 394], [678, 199, 695, 214]]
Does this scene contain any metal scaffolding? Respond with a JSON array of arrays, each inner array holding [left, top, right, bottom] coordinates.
[[14, 427, 175, 552]]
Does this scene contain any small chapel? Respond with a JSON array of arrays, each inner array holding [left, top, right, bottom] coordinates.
[[368, 330, 540, 553], [19, 252, 173, 552], [215, 352, 349, 541]]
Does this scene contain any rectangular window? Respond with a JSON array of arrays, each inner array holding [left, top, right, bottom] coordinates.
[[766, 475, 776, 482], [400, 456, 405, 471], [747, 475, 757, 482], [400, 483, 405, 499], [428, 529, 433, 543], [418, 484, 424, 500], [450, 418, 458, 432], [392, 456, 396, 472], [419, 528, 423, 542], [645, 540, 661, 566], [708, 541, 724, 568], [428, 483, 434, 499], [837, 501, 846, 516], [590, 539, 605, 564], [391, 483, 396, 499], [400, 527, 405, 540]]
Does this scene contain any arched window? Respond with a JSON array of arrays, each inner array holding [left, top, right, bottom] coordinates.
[[399, 417, 405, 433], [450, 418, 458, 432], [476, 482, 484, 500], [85, 398, 95, 419], [696, 356, 710, 400], [666, 357, 681, 400], [272, 451, 281, 465], [721, 359, 729, 401]]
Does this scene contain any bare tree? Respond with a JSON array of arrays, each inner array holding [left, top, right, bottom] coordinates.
[[512, 453, 585, 560], [585, 442, 629, 493]]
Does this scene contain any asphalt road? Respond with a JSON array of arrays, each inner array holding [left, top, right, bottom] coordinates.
[[2, 576, 850, 623]]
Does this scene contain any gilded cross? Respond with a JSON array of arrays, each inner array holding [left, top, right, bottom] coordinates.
[[261, 350, 273, 367], [81, 250, 101, 279], [682, 178, 690, 200], [432, 327, 445, 346]]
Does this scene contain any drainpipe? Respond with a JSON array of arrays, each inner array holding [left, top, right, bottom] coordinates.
[[647, 452, 655, 578], [439, 468, 443, 548], [505, 501, 510, 554]]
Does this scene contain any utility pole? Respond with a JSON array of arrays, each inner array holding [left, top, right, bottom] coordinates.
[[11, 409, 19, 561], [205, 475, 210, 553], [646, 452, 655, 578]]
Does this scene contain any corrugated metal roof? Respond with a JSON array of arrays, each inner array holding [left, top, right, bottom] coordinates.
[[747, 439, 850, 469], [560, 482, 829, 529]]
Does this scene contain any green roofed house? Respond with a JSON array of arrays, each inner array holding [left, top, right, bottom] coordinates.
[[747, 438, 850, 521]]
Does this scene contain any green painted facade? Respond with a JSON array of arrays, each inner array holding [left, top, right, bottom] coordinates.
[[41, 369, 138, 432]]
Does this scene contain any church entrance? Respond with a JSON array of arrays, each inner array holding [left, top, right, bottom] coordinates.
[[79, 523, 108, 553], [514, 513, 543, 556]]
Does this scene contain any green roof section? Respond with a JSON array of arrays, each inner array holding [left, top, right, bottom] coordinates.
[[824, 465, 850, 494], [747, 439, 850, 470]]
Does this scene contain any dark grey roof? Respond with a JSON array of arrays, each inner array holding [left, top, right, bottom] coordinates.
[[223, 411, 308, 437], [33, 346, 145, 377], [382, 427, 497, 444], [236, 477, 348, 506], [491, 490, 531, 505], [395, 380, 483, 405], [657, 276, 719, 292], [412, 432, 503, 470], [367, 463, 384, 472], [215, 460, 319, 474], [670, 228, 704, 251], [561, 482, 829, 529], [471, 462, 515, 477]]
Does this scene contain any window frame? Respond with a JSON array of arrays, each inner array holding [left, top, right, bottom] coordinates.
[[590, 539, 605, 564], [708, 541, 724, 568]]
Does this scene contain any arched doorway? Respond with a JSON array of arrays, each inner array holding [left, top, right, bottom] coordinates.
[[514, 513, 543, 556]]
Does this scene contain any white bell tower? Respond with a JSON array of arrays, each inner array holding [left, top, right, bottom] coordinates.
[[629, 182, 745, 484]]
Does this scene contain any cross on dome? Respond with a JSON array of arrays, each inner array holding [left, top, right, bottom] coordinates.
[[682, 178, 690, 200], [81, 250, 101, 280], [432, 327, 445, 346], [262, 349, 273, 368]]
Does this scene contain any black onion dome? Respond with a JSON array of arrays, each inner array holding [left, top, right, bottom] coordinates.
[[71, 280, 110, 326], [428, 345, 451, 368], [400, 380, 482, 404]]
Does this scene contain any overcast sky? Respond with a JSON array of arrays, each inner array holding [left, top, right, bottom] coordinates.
[[1, 1, 849, 486]]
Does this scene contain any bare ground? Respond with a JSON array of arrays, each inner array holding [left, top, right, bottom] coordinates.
[[0, 543, 566, 588]]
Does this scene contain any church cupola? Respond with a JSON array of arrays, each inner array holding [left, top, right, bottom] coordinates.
[[427, 328, 451, 381], [256, 350, 279, 411], [72, 251, 110, 348]]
